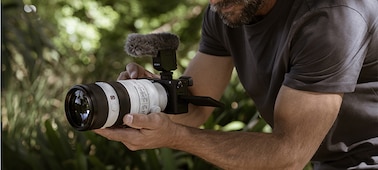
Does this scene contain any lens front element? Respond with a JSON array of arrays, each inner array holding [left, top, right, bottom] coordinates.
[[70, 90, 91, 128]]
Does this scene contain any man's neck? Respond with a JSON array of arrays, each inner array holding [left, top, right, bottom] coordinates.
[[256, 0, 277, 16]]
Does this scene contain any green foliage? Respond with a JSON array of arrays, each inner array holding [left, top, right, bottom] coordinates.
[[2, 0, 312, 169]]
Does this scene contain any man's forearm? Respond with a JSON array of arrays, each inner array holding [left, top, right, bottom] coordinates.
[[168, 105, 214, 127], [170, 125, 308, 170]]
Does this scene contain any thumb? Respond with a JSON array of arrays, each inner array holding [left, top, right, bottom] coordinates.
[[123, 114, 138, 128], [123, 113, 156, 129]]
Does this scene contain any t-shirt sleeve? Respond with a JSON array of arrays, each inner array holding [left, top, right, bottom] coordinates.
[[199, 6, 231, 56], [283, 7, 370, 93]]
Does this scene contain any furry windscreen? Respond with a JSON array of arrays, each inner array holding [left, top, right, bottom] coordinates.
[[125, 33, 180, 57]]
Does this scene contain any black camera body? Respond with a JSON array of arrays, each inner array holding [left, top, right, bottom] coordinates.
[[152, 77, 192, 114]]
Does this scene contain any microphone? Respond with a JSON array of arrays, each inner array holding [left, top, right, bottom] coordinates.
[[125, 32, 180, 57]]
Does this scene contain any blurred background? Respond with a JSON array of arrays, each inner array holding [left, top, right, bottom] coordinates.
[[2, 0, 310, 169]]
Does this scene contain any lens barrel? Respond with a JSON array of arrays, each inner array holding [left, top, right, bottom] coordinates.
[[65, 80, 167, 131]]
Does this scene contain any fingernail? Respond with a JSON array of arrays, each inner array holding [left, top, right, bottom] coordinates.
[[124, 114, 133, 125]]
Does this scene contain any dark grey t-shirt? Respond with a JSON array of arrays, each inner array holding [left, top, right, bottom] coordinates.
[[199, 0, 378, 169]]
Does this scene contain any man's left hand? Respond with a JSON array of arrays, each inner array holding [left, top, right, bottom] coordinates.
[[94, 113, 179, 150]]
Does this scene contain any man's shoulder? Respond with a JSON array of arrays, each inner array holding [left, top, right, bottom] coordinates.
[[305, 0, 378, 17]]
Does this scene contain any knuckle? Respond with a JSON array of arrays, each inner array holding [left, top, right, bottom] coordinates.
[[103, 135, 115, 141], [149, 113, 163, 125], [123, 142, 138, 151], [128, 146, 139, 151]]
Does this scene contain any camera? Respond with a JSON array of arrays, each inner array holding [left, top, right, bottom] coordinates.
[[65, 49, 223, 131]]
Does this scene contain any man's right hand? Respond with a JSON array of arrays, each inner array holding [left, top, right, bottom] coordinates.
[[117, 62, 160, 80]]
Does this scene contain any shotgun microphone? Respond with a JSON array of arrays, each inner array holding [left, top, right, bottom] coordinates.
[[125, 32, 179, 57], [125, 32, 180, 74]]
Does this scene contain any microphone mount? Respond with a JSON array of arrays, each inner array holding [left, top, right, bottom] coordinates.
[[153, 49, 177, 80]]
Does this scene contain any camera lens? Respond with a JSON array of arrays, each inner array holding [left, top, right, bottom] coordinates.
[[69, 90, 91, 127], [65, 80, 168, 131], [65, 83, 109, 131]]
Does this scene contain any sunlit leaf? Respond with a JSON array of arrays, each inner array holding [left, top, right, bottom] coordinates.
[[221, 121, 246, 132]]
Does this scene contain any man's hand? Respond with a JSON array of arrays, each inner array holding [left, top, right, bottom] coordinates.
[[117, 62, 159, 80], [94, 112, 179, 150]]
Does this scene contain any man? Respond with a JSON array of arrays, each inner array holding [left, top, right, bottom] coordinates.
[[95, 0, 378, 169]]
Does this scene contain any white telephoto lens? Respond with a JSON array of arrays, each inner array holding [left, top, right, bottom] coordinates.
[[118, 79, 167, 114]]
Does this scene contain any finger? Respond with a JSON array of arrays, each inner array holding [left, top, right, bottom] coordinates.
[[117, 71, 130, 80], [125, 63, 140, 79], [126, 63, 159, 79], [93, 128, 122, 141], [94, 127, 159, 151], [126, 62, 153, 79], [93, 128, 139, 142], [118, 63, 148, 80]]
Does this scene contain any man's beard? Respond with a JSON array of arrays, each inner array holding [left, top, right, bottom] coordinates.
[[210, 0, 264, 28]]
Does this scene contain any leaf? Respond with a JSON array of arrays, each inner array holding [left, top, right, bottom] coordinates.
[[221, 121, 246, 132], [145, 149, 161, 170], [160, 148, 176, 170], [75, 145, 88, 170]]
